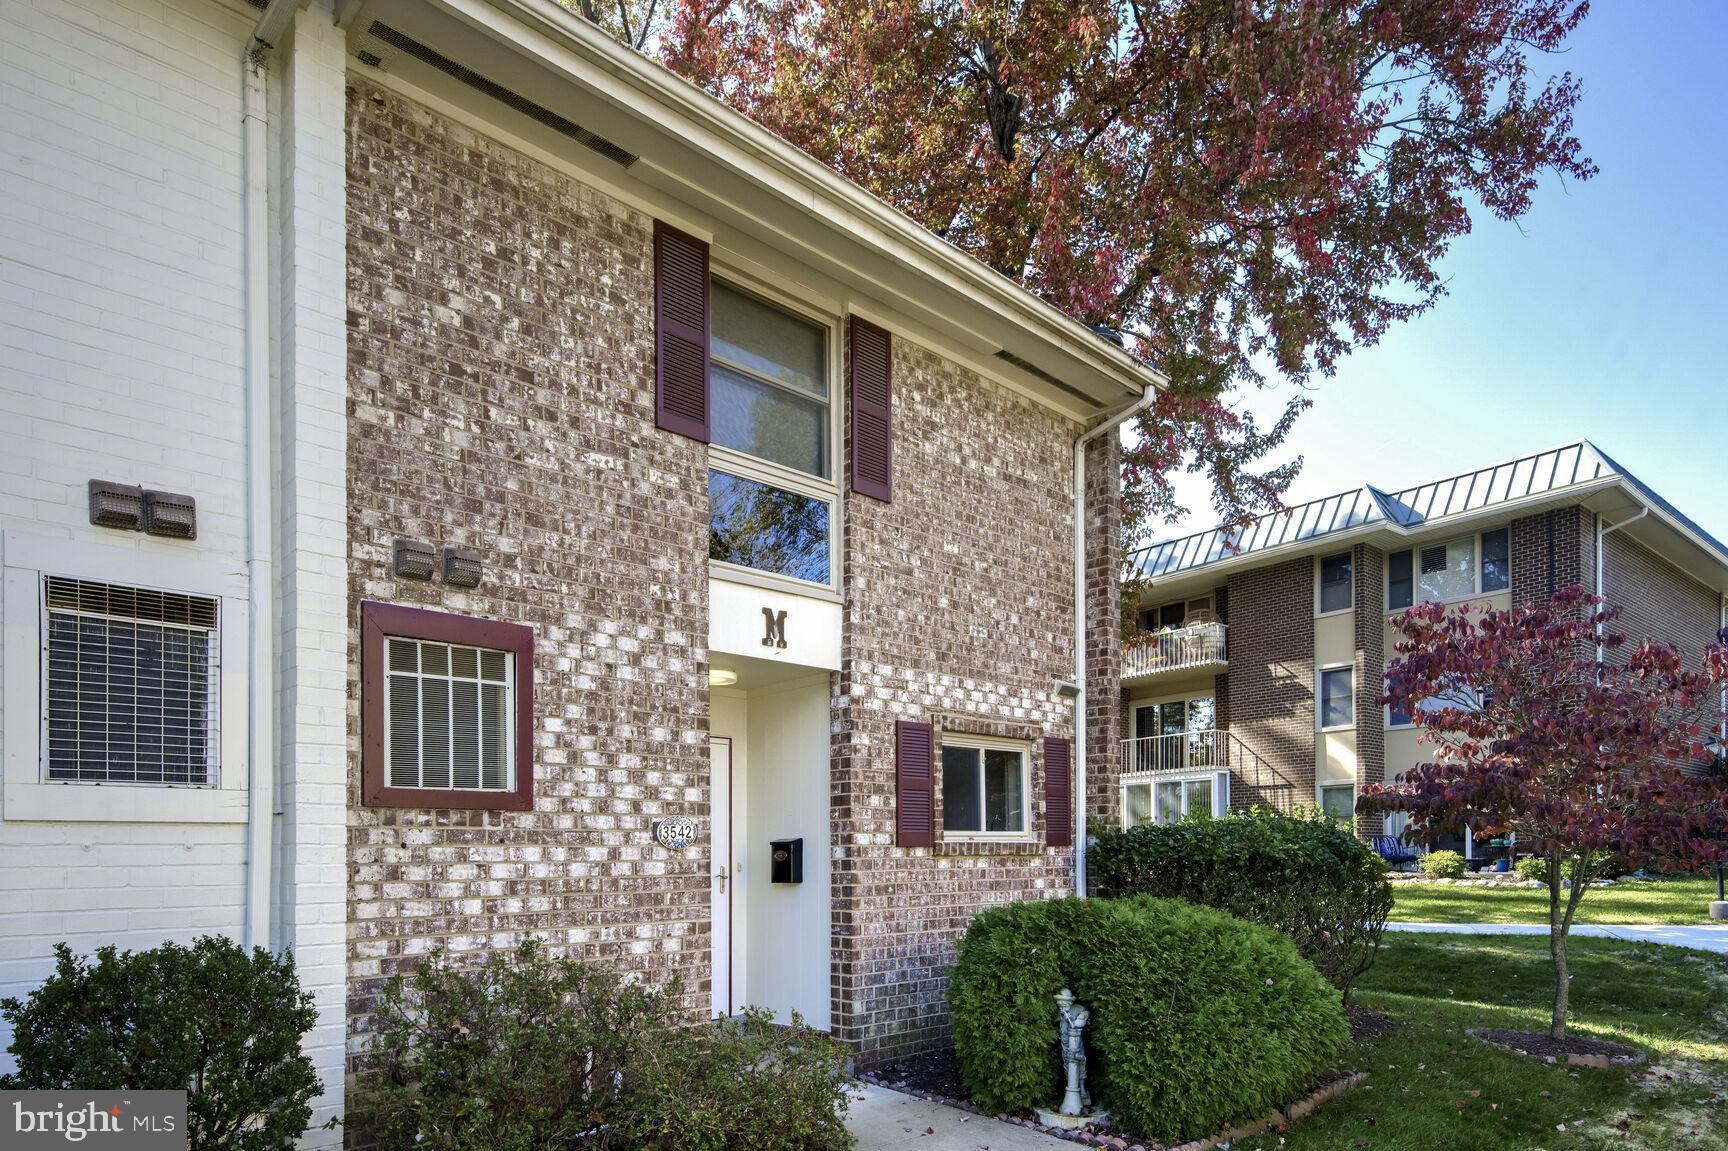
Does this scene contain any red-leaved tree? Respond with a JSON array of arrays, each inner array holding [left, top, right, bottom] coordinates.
[[1361, 586, 1728, 1040], [658, 0, 1596, 534]]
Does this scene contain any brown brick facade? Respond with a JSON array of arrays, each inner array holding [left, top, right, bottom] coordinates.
[[344, 77, 713, 1052], [1510, 506, 1597, 605], [1603, 533, 1725, 738], [1222, 557, 1314, 811], [1084, 431, 1124, 830], [833, 335, 1081, 1065], [1350, 544, 1385, 836]]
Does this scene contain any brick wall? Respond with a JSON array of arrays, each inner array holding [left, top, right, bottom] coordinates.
[[1510, 506, 1596, 605], [1351, 545, 1385, 836], [344, 77, 712, 1063], [1084, 431, 1123, 829], [1603, 533, 1725, 739], [1222, 557, 1315, 811], [833, 335, 1080, 1066]]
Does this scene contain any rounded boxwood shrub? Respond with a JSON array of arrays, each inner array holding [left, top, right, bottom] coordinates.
[[949, 896, 1347, 1143], [1514, 856, 1549, 883], [1088, 807, 1393, 1000], [0, 937, 323, 1151], [1421, 849, 1466, 878]]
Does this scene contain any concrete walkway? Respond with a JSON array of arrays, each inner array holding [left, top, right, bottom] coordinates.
[[1389, 921, 1728, 953], [845, 1084, 1073, 1150]]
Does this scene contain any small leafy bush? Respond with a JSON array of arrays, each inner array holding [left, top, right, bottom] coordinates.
[[1421, 849, 1466, 878], [1089, 807, 1393, 1000], [1514, 856, 1549, 883], [349, 940, 852, 1151], [950, 896, 1346, 1143], [0, 937, 322, 1151]]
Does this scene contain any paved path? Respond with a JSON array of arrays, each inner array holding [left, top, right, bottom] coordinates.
[[1389, 921, 1728, 953], [846, 1084, 1073, 1150]]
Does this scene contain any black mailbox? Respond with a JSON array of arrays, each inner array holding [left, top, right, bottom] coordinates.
[[769, 838, 803, 884]]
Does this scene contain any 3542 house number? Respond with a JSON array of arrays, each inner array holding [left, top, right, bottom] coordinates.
[[652, 816, 699, 851]]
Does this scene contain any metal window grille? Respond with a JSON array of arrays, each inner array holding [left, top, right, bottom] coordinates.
[[42, 576, 219, 785], [384, 637, 512, 791]]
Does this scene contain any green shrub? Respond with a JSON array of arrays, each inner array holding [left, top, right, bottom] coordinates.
[[0, 937, 322, 1151], [349, 940, 852, 1151], [1514, 856, 1549, 883], [1420, 849, 1466, 878], [1089, 807, 1393, 1001], [950, 896, 1347, 1143]]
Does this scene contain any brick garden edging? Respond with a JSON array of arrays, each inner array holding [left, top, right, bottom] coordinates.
[[857, 1069, 1368, 1150]]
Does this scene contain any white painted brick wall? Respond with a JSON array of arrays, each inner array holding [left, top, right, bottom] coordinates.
[[0, 0, 256, 1057]]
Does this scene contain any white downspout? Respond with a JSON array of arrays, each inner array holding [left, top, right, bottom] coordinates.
[[1072, 386, 1158, 898], [1595, 508, 1648, 666]]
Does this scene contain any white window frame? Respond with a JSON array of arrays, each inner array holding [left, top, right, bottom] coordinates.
[[705, 264, 844, 601], [1385, 528, 1511, 611], [1315, 551, 1353, 617], [382, 637, 518, 794], [939, 735, 1032, 842], [2, 531, 250, 823], [1317, 781, 1355, 823], [1121, 769, 1229, 827], [1317, 663, 1355, 732]]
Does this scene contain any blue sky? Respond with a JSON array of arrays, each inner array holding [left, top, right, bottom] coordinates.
[[1158, 1, 1726, 547]]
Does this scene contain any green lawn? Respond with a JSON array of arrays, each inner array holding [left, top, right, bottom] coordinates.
[[1391, 875, 1720, 925], [1233, 933, 1728, 1151]]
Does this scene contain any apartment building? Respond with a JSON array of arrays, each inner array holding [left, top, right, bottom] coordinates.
[[1118, 442, 1728, 845], [0, 0, 1155, 1126]]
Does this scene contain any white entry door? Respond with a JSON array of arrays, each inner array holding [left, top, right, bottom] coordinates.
[[709, 737, 733, 1018]]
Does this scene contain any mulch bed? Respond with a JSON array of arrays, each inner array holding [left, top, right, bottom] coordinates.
[[859, 1048, 1364, 1151], [1467, 1027, 1646, 1068], [1347, 1004, 1397, 1042]]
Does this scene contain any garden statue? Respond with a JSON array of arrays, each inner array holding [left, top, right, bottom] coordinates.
[[1055, 988, 1090, 1116]]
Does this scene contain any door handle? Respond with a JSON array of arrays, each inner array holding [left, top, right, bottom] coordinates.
[[716, 865, 727, 895]]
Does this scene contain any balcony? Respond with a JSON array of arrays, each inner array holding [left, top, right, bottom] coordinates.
[[1121, 621, 1227, 683], [1119, 728, 1303, 823]]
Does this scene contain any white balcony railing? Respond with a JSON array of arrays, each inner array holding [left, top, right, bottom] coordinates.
[[1121, 729, 1221, 775], [1121, 622, 1227, 680]]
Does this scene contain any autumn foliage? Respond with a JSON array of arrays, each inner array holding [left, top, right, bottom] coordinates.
[[1362, 585, 1728, 1038], [659, 0, 1596, 532]]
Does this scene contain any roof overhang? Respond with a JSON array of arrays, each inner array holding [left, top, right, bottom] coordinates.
[[341, 0, 1161, 417]]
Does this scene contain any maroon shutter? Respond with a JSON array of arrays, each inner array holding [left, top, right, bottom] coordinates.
[[1044, 737, 1073, 847], [895, 720, 933, 848], [849, 316, 892, 501], [653, 221, 709, 441]]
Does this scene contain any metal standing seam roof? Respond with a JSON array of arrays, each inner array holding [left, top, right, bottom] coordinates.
[[1127, 441, 1724, 582]]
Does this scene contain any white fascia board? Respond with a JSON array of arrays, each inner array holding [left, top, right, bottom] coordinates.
[[367, 0, 1160, 409]]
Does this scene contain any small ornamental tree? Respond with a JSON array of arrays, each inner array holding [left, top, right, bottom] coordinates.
[[1361, 585, 1728, 1040]]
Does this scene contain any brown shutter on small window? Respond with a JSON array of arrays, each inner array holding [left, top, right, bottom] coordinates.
[[653, 220, 709, 441], [1044, 737, 1073, 847], [848, 316, 892, 501], [895, 720, 933, 848]]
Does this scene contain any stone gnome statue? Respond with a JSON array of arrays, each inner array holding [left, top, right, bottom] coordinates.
[[1055, 988, 1091, 1116]]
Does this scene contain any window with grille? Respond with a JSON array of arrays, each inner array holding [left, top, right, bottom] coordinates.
[[42, 576, 219, 785], [384, 637, 512, 791]]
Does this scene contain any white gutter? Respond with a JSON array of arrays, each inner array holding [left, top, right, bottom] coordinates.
[[1072, 386, 1159, 897], [1595, 508, 1648, 667]]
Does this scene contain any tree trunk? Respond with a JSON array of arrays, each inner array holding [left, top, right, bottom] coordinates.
[[1548, 854, 1568, 1040]]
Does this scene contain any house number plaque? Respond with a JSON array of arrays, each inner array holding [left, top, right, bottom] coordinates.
[[652, 816, 698, 851]]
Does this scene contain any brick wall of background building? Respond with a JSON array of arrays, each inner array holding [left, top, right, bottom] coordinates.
[[344, 78, 713, 1062], [832, 335, 1081, 1065], [1602, 533, 1725, 739], [1511, 506, 1597, 605], [1223, 557, 1316, 811], [1351, 544, 1386, 836]]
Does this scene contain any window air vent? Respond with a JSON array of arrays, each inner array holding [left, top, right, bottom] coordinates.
[[993, 349, 1094, 403], [1420, 545, 1448, 575], [366, 22, 637, 168]]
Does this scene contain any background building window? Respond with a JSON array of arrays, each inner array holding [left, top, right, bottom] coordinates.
[[1122, 772, 1227, 827], [1319, 666, 1354, 730], [1319, 783, 1355, 824], [1319, 552, 1352, 613], [43, 576, 219, 785], [1388, 549, 1414, 610], [941, 742, 1027, 835], [1480, 527, 1510, 592], [1418, 536, 1475, 601]]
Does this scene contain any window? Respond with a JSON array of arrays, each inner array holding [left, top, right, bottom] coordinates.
[[941, 740, 1028, 836], [707, 281, 835, 588], [1480, 528, 1510, 592], [1319, 666, 1354, 730], [1388, 531, 1505, 608], [42, 577, 219, 786], [1319, 783, 1355, 824], [1390, 680, 1482, 728], [1122, 771, 1227, 827], [361, 602, 533, 810], [1318, 552, 1352, 614]]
